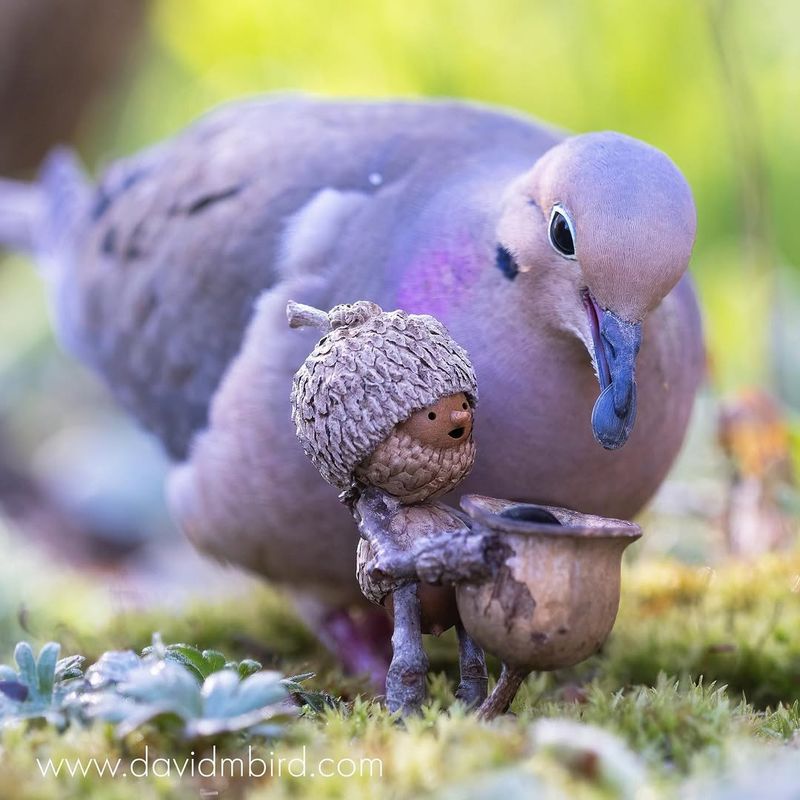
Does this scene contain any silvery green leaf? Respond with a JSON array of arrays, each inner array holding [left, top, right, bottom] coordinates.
[[281, 673, 337, 712], [184, 701, 293, 738], [118, 661, 202, 718], [43, 708, 69, 732], [199, 669, 241, 717], [230, 672, 289, 716], [202, 650, 227, 673], [53, 677, 89, 719], [1, 637, 294, 741], [285, 672, 314, 683], [157, 644, 208, 681], [85, 650, 141, 689], [14, 642, 37, 695], [0, 694, 17, 717], [83, 691, 146, 724], [36, 642, 61, 700], [293, 688, 338, 713], [237, 659, 262, 679], [55, 655, 85, 682], [148, 632, 167, 659]]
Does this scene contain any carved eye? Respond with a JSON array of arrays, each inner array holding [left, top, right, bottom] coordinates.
[[462, 402, 468, 410], [428, 412, 437, 420], [548, 204, 577, 259]]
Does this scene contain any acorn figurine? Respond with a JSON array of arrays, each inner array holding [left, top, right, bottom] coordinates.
[[287, 300, 491, 714]]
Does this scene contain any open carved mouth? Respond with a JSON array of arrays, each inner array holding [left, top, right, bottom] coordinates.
[[448, 427, 466, 439]]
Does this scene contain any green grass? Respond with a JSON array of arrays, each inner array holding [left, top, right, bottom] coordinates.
[[1, 525, 799, 798]]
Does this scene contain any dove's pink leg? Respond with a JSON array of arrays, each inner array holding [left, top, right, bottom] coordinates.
[[318, 607, 391, 690], [289, 592, 391, 690]]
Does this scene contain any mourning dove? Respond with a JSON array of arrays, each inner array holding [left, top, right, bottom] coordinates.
[[0, 96, 703, 679]]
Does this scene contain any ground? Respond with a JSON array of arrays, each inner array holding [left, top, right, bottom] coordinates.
[[0, 499, 798, 800]]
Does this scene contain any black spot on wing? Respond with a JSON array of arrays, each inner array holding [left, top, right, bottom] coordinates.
[[99, 221, 146, 262], [123, 220, 146, 260], [185, 185, 242, 215], [495, 245, 519, 280], [101, 227, 117, 256], [91, 167, 150, 221], [92, 192, 112, 221]]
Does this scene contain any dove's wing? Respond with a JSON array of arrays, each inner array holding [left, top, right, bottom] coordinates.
[[54, 96, 553, 457]]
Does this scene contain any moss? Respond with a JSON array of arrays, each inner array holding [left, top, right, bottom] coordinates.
[[1, 527, 799, 798], [605, 555, 800, 708]]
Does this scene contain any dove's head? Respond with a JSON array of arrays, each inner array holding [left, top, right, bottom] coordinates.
[[495, 132, 696, 449]]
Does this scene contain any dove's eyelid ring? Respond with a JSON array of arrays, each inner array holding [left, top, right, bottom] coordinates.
[[548, 203, 578, 260]]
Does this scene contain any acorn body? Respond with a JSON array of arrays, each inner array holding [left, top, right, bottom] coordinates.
[[356, 500, 468, 635], [288, 300, 479, 634]]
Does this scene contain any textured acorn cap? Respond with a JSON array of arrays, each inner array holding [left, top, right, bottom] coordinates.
[[287, 300, 478, 490]]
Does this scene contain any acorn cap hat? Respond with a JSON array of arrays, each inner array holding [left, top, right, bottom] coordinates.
[[287, 300, 478, 490]]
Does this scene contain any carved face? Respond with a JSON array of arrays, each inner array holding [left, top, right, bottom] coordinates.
[[354, 393, 476, 504], [396, 393, 473, 449]]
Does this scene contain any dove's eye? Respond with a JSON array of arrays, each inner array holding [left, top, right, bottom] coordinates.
[[548, 205, 576, 259]]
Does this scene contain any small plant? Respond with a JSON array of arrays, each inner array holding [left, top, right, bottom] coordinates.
[[0, 635, 327, 741], [87, 657, 293, 739], [144, 638, 339, 715], [0, 642, 84, 729], [141, 640, 262, 681]]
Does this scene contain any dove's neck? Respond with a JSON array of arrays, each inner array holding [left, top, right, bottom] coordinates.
[[387, 166, 581, 362], [389, 166, 531, 320]]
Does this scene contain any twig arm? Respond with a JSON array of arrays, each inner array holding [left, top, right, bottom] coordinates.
[[411, 531, 506, 585], [353, 487, 504, 586]]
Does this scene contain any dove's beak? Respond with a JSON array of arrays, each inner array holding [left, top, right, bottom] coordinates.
[[582, 291, 643, 450]]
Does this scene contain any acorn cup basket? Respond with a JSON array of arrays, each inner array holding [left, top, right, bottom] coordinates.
[[456, 495, 642, 720]]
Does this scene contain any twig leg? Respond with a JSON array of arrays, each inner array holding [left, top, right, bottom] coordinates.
[[477, 663, 530, 720], [386, 582, 428, 714], [454, 620, 488, 708]]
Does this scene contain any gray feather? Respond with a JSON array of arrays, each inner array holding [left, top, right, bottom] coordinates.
[[2, 94, 705, 619], [37, 147, 91, 258], [33, 96, 553, 457], [0, 177, 42, 253]]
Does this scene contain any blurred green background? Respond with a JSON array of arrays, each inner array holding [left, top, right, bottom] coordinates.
[[2, 8, 800, 794], [1, 0, 798, 568], [114, 0, 800, 395]]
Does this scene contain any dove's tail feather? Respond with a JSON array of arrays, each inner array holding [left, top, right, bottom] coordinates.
[[0, 148, 92, 360], [36, 147, 91, 266], [0, 177, 43, 254], [0, 146, 89, 265]]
